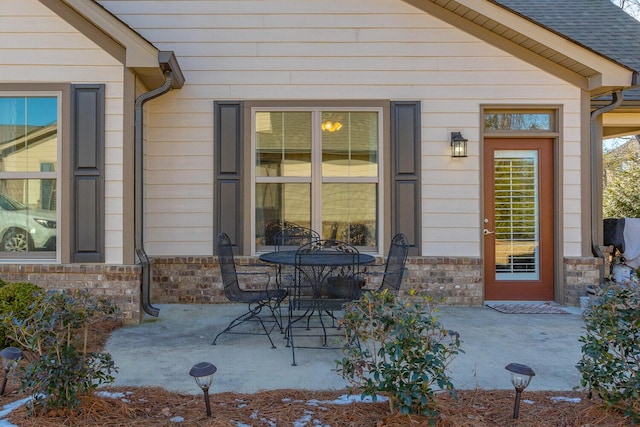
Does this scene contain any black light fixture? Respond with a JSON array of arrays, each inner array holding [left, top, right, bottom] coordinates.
[[450, 132, 468, 157], [189, 362, 217, 417], [505, 363, 535, 419], [0, 347, 23, 395]]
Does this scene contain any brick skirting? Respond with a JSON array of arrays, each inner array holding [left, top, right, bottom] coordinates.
[[404, 257, 484, 305], [150, 255, 603, 309], [563, 256, 603, 306], [150, 256, 259, 304], [0, 255, 603, 326], [0, 264, 141, 323], [150, 255, 485, 306]]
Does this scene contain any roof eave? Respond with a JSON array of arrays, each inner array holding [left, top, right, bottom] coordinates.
[[38, 0, 184, 89], [403, 0, 635, 95], [132, 52, 186, 90]]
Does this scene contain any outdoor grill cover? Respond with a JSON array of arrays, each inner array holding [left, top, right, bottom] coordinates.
[[603, 218, 640, 268], [604, 218, 625, 253]]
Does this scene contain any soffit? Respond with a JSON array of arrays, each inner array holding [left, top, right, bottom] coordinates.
[[403, 0, 635, 96], [602, 110, 640, 138]]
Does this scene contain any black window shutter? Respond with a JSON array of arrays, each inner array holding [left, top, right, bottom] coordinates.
[[214, 101, 243, 253], [70, 84, 105, 262], [391, 101, 421, 255]]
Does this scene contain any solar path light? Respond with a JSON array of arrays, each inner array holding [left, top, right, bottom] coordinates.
[[505, 362, 535, 419], [0, 347, 23, 395], [189, 362, 217, 416]]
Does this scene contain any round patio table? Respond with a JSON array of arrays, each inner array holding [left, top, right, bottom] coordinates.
[[260, 249, 375, 365], [259, 250, 375, 266]]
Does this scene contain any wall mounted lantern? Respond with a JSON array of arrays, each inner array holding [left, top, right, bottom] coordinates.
[[450, 132, 468, 157], [505, 362, 535, 419], [0, 347, 23, 395], [190, 362, 217, 416]]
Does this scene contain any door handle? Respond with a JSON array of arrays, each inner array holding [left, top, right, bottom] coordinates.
[[483, 229, 495, 235]]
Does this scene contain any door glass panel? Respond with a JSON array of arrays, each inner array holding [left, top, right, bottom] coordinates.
[[494, 150, 539, 280]]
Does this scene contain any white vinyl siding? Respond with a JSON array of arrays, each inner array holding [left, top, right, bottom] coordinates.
[[99, 0, 583, 257], [2, 0, 125, 263]]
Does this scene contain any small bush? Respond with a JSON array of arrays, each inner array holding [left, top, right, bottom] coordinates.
[[0, 281, 43, 348], [3, 289, 118, 415], [576, 284, 640, 422], [336, 290, 461, 421]]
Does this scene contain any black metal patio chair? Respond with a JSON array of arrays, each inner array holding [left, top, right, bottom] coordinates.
[[273, 224, 320, 251], [287, 239, 362, 365], [272, 224, 320, 287], [362, 233, 409, 296], [212, 233, 288, 348]]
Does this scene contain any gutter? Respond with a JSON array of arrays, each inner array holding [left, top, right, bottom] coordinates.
[[134, 52, 184, 317], [590, 90, 623, 283]]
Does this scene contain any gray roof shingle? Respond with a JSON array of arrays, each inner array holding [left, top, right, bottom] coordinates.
[[494, 0, 640, 71], [493, 0, 640, 99]]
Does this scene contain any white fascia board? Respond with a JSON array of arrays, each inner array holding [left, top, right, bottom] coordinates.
[[455, 0, 633, 88], [403, 0, 633, 91], [62, 0, 159, 68]]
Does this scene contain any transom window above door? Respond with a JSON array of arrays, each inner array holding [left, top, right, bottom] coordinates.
[[253, 108, 381, 252]]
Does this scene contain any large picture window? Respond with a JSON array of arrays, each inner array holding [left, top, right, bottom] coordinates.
[[0, 96, 58, 259], [253, 108, 381, 252]]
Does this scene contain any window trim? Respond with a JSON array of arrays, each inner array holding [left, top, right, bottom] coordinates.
[[0, 91, 62, 262], [249, 104, 386, 255]]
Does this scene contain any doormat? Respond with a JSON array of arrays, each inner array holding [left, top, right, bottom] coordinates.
[[485, 303, 570, 314]]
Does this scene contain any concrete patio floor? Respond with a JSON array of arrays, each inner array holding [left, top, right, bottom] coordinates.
[[104, 303, 586, 396]]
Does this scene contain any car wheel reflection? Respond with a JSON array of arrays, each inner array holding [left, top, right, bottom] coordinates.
[[0, 193, 56, 253], [0, 228, 35, 252]]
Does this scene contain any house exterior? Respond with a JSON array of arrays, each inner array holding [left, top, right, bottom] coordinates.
[[1, 0, 640, 323]]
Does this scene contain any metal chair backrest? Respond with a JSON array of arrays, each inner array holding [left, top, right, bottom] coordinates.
[[378, 233, 410, 295], [216, 232, 243, 301], [294, 239, 360, 299], [274, 225, 320, 251]]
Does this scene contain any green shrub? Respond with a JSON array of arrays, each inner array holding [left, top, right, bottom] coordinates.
[[0, 281, 43, 348], [0, 281, 42, 311], [3, 289, 118, 415], [576, 284, 640, 422], [336, 289, 461, 421]]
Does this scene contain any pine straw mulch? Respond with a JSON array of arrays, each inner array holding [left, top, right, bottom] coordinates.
[[1, 386, 632, 427], [0, 316, 633, 426]]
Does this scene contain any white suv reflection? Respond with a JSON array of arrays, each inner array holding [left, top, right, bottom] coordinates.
[[0, 194, 56, 252]]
